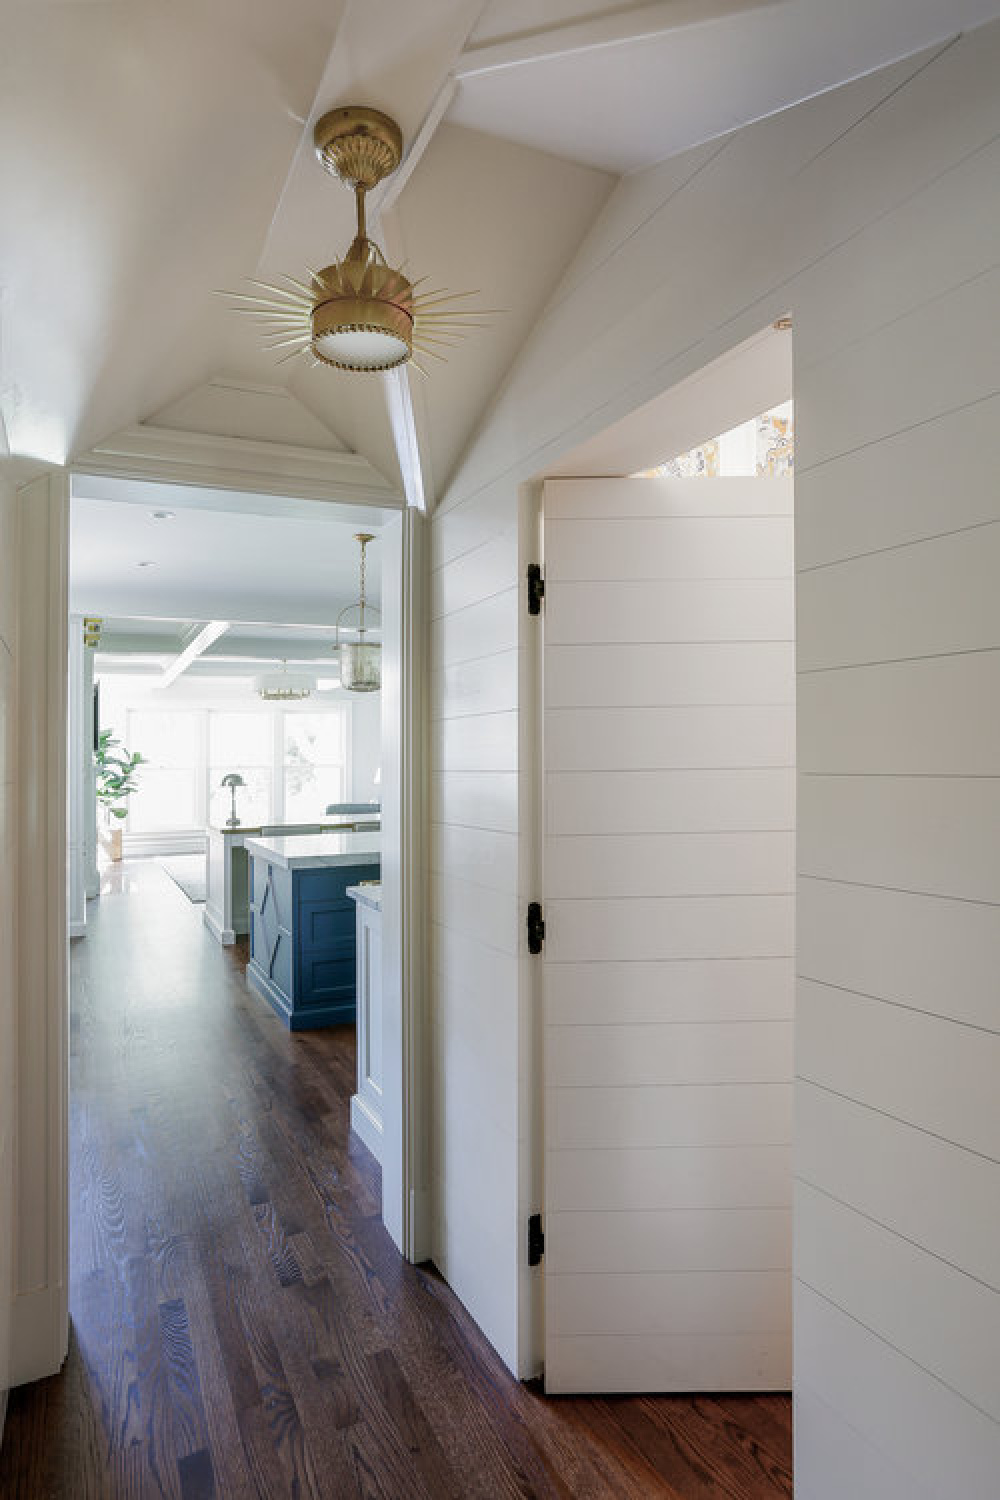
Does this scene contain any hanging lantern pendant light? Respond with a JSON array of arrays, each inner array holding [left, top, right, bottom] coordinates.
[[337, 533, 381, 692]]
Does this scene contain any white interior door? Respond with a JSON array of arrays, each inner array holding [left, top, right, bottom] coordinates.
[[541, 475, 796, 1394]]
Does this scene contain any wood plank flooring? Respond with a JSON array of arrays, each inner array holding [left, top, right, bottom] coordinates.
[[0, 860, 792, 1499]]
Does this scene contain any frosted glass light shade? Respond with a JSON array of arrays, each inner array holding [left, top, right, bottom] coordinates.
[[313, 326, 409, 372], [339, 639, 381, 692]]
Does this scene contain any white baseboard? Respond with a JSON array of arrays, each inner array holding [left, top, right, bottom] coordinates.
[[409, 1186, 433, 1264], [350, 1094, 384, 1163], [11, 1283, 68, 1387], [203, 908, 235, 946], [124, 830, 207, 858]]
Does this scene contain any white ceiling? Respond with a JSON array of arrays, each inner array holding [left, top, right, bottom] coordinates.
[[453, 0, 1000, 172], [3, 0, 999, 500], [70, 482, 386, 627]]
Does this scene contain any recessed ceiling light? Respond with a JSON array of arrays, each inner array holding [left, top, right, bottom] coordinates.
[[151, 509, 176, 520], [137, 559, 156, 568]]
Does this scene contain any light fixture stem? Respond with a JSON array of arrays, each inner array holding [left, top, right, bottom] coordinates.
[[359, 535, 367, 635], [355, 183, 367, 242]]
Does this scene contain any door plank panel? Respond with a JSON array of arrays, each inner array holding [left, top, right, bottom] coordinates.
[[542, 476, 795, 1392]]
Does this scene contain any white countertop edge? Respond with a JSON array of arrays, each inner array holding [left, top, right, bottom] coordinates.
[[244, 832, 381, 870], [346, 883, 383, 912]]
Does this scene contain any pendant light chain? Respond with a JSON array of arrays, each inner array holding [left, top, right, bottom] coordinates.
[[337, 532, 381, 693]]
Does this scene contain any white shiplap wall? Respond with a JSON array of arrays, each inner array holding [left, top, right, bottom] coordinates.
[[428, 483, 522, 1367], [793, 176, 1000, 1492], [541, 475, 795, 1393], [430, 22, 1000, 1484], [0, 476, 16, 1427]]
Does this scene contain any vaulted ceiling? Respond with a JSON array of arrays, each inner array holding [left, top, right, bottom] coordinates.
[[3, 0, 1000, 505]]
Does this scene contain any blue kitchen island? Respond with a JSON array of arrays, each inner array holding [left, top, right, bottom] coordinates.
[[244, 832, 380, 1030]]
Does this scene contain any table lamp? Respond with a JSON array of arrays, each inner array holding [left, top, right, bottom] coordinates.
[[220, 772, 246, 827]]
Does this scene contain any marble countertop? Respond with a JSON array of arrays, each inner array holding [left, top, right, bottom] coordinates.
[[210, 816, 380, 837], [243, 832, 381, 870], [346, 882, 382, 912]]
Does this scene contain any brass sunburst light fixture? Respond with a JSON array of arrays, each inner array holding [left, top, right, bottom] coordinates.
[[227, 105, 487, 374]]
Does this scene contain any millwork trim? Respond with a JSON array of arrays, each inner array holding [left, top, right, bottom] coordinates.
[[402, 511, 429, 1260], [74, 424, 403, 506]]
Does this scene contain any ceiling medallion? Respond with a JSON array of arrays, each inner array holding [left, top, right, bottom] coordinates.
[[227, 105, 489, 375]]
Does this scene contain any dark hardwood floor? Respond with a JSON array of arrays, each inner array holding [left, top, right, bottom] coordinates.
[[0, 860, 793, 1499]]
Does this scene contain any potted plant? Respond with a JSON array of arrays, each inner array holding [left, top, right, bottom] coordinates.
[[95, 729, 144, 862]]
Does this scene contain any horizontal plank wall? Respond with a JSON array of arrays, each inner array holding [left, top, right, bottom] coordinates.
[[791, 91, 1000, 1490], [428, 484, 522, 1366], [429, 21, 1000, 1476], [0, 477, 16, 1432], [541, 475, 795, 1392]]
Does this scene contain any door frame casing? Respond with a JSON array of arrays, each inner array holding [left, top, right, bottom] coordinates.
[[11, 470, 70, 1386], [379, 506, 430, 1260]]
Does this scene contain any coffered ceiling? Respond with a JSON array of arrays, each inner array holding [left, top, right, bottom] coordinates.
[[3, 0, 999, 504]]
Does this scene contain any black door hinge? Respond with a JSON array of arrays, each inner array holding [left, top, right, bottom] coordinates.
[[527, 563, 545, 616], [528, 1213, 545, 1267], [527, 901, 545, 955]]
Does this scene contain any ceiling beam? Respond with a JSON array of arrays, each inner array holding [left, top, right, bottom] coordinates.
[[455, 0, 782, 77], [155, 620, 230, 689], [383, 367, 426, 513], [371, 78, 457, 220]]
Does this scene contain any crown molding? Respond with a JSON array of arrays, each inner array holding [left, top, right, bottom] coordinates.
[[72, 422, 403, 507]]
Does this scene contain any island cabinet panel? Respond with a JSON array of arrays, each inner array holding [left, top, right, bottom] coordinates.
[[246, 839, 379, 1030], [347, 886, 384, 1162]]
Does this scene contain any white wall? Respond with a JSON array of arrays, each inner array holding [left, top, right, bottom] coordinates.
[[0, 475, 16, 1433], [429, 20, 1000, 1491], [348, 691, 381, 803]]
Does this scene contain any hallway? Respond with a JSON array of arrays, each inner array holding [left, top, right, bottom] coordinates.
[[0, 862, 792, 1499]]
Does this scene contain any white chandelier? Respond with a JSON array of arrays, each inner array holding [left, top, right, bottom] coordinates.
[[255, 660, 315, 701]]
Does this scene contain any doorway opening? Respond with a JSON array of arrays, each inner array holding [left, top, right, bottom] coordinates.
[[66, 470, 415, 1249], [529, 323, 795, 1393]]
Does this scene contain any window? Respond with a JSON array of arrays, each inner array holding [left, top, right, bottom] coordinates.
[[111, 699, 353, 835], [635, 401, 795, 479], [208, 711, 273, 827], [283, 711, 348, 822], [125, 710, 200, 832]]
